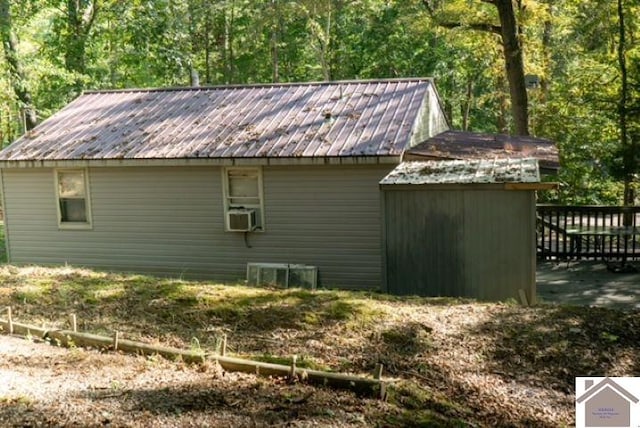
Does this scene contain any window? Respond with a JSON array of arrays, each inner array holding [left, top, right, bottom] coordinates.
[[223, 167, 264, 231], [55, 169, 91, 228]]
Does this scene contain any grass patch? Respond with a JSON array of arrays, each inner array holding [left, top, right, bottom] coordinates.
[[385, 381, 475, 426], [0, 264, 636, 426], [0, 223, 6, 264]]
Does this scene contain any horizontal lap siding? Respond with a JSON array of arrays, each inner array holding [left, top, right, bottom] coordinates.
[[257, 165, 388, 288], [2, 164, 390, 289]]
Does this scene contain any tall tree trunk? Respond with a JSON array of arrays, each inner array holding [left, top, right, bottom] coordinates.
[[271, 0, 280, 83], [65, 0, 99, 91], [224, 3, 235, 84], [617, 0, 634, 207], [540, 7, 552, 99], [494, 0, 529, 136], [462, 79, 473, 131], [496, 74, 509, 134], [0, 0, 37, 131], [204, 3, 211, 85]]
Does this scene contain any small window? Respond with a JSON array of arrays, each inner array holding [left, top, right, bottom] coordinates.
[[55, 169, 91, 228], [223, 167, 264, 231]]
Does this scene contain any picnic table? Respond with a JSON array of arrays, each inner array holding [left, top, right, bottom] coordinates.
[[565, 226, 639, 272]]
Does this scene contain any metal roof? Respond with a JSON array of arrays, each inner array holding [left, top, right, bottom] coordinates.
[[404, 130, 559, 172], [0, 79, 434, 162], [380, 158, 541, 185]]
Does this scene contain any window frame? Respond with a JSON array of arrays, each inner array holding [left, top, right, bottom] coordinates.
[[54, 168, 92, 230], [222, 167, 265, 232]]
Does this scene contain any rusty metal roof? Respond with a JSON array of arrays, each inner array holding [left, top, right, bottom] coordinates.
[[0, 79, 435, 162], [380, 158, 541, 185], [404, 130, 559, 172]]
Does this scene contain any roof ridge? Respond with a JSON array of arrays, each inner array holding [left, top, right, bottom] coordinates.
[[82, 77, 434, 95]]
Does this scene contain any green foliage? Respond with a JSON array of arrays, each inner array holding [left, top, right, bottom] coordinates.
[[0, 0, 638, 202]]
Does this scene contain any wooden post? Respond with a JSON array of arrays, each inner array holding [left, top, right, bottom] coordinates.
[[518, 289, 529, 306], [6, 307, 13, 335], [374, 363, 383, 380], [69, 314, 77, 332], [221, 334, 227, 356], [113, 331, 119, 351], [289, 355, 297, 379]]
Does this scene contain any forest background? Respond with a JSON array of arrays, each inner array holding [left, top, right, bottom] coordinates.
[[0, 0, 638, 204]]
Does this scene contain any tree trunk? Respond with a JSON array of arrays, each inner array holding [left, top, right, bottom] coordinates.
[[271, 0, 280, 83], [0, 0, 37, 131], [462, 79, 473, 131], [224, 3, 235, 84], [496, 75, 509, 134], [423, 0, 530, 135], [204, 4, 211, 84], [494, 0, 529, 136], [617, 0, 634, 207], [65, 0, 98, 91]]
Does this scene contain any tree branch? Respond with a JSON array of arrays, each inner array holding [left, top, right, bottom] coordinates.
[[421, 0, 501, 35], [438, 21, 502, 35]]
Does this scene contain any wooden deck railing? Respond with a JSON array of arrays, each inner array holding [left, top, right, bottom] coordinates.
[[536, 204, 640, 261]]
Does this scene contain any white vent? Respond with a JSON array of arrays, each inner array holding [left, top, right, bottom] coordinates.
[[227, 209, 256, 232], [247, 263, 318, 290]]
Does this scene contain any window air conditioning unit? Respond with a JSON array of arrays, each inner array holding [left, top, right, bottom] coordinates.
[[227, 209, 257, 232]]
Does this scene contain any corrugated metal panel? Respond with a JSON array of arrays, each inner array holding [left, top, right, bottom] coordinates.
[[405, 130, 559, 171], [382, 187, 536, 301], [380, 158, 540, 185], [3, 164, 391, 288], [0, 79, 436, 162]]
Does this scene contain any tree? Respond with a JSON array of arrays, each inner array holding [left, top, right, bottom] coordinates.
[[424, 0, 529, 135], [616, 0, 637, 206], [0, 0, 37, 130], [64, 0, 99, 77]]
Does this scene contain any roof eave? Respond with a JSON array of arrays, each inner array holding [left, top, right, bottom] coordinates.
[[0, 155, 402, 169]]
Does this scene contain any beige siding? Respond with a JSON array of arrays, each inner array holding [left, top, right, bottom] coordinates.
[[409, 84, 450, 148], [2, 164, 391, 289]]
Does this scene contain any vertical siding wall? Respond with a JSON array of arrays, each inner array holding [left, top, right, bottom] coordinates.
[[1, 164, 391, 289], [382, 188, 536, 302]]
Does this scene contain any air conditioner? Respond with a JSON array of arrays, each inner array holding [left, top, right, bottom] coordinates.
[[227, 209, 257, 232]]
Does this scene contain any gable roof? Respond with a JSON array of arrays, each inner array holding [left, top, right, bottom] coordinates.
[[0, 79, 436, 167], [404, 130, 559, 173]]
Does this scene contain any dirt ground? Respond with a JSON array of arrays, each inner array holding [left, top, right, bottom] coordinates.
[[0, 334, 391, 427], [4, 265, 639, 427]]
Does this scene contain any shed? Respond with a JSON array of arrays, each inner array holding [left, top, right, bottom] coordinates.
[[380, 158, 555, 303]]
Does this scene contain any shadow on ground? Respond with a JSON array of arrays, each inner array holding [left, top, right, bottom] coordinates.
[[465, 304, 640, 394], [537, 261, 640, 310]]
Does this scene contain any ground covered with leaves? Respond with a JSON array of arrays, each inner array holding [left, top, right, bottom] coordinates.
[[1, 266, 639, 427]]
